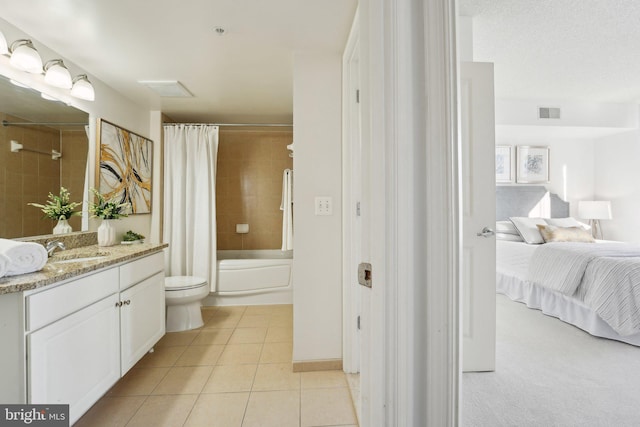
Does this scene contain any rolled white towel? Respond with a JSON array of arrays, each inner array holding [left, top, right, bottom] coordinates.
[[0, 253, 9, 278], [0, 239, 48, 276]]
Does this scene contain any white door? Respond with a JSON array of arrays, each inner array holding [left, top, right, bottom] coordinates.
[[460, 62, 497, 372], [28, 294, 121, 424], [120, 272, 165, 374]]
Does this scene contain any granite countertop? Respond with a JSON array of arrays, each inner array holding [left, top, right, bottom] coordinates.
[[0, 242, 168, 295]]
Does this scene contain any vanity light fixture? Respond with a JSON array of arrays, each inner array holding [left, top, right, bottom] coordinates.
[[70, 74, 95, 101], [40, 92, 62, 102], [9, 79, 30, 88], [0, 31, 7, 55], [9, 39, 43, 73], [44, 60, 72, 89]]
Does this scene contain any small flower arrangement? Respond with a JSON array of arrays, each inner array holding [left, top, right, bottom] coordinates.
[[28, 187, 82, 220], [89, 188, 130, 219]]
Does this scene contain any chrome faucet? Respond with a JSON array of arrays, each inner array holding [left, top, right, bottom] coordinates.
[[45, 240, 66, 257]]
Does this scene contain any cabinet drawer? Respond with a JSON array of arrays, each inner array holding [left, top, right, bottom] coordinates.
[[120, 252, 164, 291], [26, 268, 119, 332]]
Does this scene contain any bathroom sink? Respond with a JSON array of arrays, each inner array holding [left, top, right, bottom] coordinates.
[[50, 250, 111, 264]]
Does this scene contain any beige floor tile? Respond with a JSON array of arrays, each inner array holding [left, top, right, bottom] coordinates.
[[151, 366, 213, 395], [175, 344, 225, 366], [260, 342, 293, 364], [265, 326, 293, 343], [205, 314, 242, 328], [346, 373, 360, 390], [74, 396, 145, 427], [217, 343, 263, 365], [301, 370, 348, 389], [238, 314, 270, 328], [244, 305, 278, 315], [215, 305, 247, 316], [108, 367, 169, 396], [192, 328, 233, 345], [200, 308, 219, 322], [202, 364, 257, 393], [268, 315, 293, 328], [243, 390, 300, 427], [183, 392, 249, 427], [135, 345, 187, 368], [252, 363, 301, 391], [301, 388, 358, 427], [126, 394, 197, 427], [155, 330, 199, 347], [229, 327, 267, 344]]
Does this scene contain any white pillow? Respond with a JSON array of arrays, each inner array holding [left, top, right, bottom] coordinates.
[[496, 221, 519, 235], [496, 232, 525, 242], [545, 217, 591, 231], [509, 217, 548, 244]]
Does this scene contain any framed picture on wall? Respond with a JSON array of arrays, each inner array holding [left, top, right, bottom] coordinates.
[[96, 119, 153, 214], [516, 146, 549, 184], [495, 145, 513, 183]]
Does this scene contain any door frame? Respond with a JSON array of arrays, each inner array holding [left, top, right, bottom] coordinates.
[[349, 0, 460, 425], [342, 8, 361, 374]]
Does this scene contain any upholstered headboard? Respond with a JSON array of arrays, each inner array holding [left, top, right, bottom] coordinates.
[[496, 185, 570, 221]]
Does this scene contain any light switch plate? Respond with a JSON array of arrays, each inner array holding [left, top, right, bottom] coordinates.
[[315, 197, 333, 215]]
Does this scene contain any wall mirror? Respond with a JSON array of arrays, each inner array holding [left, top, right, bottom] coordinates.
[[0, 74, 89, 238]]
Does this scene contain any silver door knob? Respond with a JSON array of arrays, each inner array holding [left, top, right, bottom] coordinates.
[[476, 227, 495, 238]]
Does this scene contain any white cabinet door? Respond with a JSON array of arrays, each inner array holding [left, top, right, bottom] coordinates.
[[120, 272, 165, 374], [28, 294, 120, 425]]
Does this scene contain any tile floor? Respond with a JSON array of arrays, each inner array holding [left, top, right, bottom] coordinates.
[[75, 304, 359, 427]]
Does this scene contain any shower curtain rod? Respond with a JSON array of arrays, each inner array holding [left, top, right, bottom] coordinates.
[[2, 120, 87, 127], [163, 122, 293, 127]]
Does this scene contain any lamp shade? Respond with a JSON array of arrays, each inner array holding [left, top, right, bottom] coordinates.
[[9, 39, 43, 74], [578, 201, 612, 220], [44, 60, 72, 89], [70, 74, 95, 101]]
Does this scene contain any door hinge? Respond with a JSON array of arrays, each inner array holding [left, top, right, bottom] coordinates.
[[356, 201, 361, 217], [356, 89, 360, 103], [357, 315, 361, 330]]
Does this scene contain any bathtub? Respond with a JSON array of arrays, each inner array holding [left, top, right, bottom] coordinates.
[[204, 249, 293, 306]]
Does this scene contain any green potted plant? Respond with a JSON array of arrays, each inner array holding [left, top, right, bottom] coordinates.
[[89, 188, 130, 246], [28, 187, 82, 234]]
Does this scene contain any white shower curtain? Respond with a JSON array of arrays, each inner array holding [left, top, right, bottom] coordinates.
[[163, 124, 219, 291]]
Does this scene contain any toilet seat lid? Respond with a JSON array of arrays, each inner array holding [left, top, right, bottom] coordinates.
[[165, 276, 207, 290]]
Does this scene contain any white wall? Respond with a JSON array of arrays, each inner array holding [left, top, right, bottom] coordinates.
[[292, 53, 343, 362], [0, 18, 157, 240], [594, 128, 640, 242], [496, 134, 596, 218]]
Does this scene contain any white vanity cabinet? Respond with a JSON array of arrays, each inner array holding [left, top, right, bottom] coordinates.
[[119, 253, 165, 374], [22, 251, 165, 425], [28, 293, 121, 423]]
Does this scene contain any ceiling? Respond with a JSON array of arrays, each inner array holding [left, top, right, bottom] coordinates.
[[0, 0, 357, 123], [459, 0, 640, 104]]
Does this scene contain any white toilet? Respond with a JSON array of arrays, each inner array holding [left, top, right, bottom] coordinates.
[[164, 276, 209, 332]]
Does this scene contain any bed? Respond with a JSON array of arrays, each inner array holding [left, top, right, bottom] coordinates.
[[495, 185, 640, 346]]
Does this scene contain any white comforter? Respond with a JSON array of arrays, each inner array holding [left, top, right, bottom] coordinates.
[[527, 242, 640, 336]]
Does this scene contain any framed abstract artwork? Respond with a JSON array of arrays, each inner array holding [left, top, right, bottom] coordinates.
[[96, 119, 153, 214], [516, 146, 549, 184], [495, 145, 513, 183]]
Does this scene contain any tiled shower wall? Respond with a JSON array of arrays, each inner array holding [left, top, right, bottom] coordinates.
[[216, 129, 293, 250], [0, 113, 87, 238]]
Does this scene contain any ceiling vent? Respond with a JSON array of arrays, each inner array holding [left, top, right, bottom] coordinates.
[[538, 106, 561, 119], [138, 80, 193, 97]]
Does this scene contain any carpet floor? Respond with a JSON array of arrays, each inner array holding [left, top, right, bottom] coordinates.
[[462, 294, 640, 427]]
